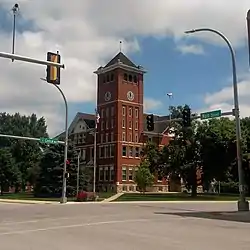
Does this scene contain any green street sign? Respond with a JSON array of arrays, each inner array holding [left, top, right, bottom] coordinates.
[[39, 137, 58, 144], [200, 110, 221, 120]]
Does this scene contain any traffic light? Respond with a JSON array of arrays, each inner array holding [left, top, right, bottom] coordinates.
[[46, 52, 61, 85], [182, 106, 191, 127], [146, 114, 154, 131]]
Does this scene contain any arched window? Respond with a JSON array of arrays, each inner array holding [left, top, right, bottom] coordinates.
[[133, 75, 138, 83], [103, 75, 106, 83], [124, 73, 128, 81], [107, 74, 110, 82], [128, 74, 132, 82], [110, 73, 114, 81]]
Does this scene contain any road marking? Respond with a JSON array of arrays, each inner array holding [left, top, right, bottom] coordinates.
[[0, 213, 122, 226], [0, 218, 151, 236]]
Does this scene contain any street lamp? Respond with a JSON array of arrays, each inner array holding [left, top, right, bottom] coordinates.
[[166, 92, 173, 122], [185, 28, 249, 211]]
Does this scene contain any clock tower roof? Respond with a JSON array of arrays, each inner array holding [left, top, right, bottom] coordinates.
[[94, 52, 146, 75], [105, 52, 137, 68]]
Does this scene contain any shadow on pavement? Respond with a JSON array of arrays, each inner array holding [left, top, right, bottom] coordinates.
[[155, 211, 250, 223]]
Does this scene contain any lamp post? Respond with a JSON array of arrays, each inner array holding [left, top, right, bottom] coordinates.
[[185, 28, 249, 211], [76, 150, 80, 195], [166, 92, 173, 123]]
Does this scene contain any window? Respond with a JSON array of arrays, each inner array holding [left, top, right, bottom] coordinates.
[[110, 73, 114, 82], [122, 146, 127, 157], [122, 132, 126, 141], [122, 106, 126, 116], [135, 133, 138, 143], [100, 147, 104, 158], [122, 119, 125, 128], [129, 108, 132, 117], [133, 75, 138, 83], [129, 120, 132, 129], [81, 149, 86, 160], [100, 134, 104, 143], [105, 167, 109, 181], [110, 167, 114, 181], [110, 144, 114, 157], [99, 146, 102, 158], [129, 146, 133, 157], [101, 121, 104, 130], [111, 106, 114, 116], [129, 132, 132, 142], [124, 73, 128, 81], [90, 147, 94, 159], [101, 109, 104, 118], [111, 119, 114, 128], [111, 132, 114, 141], [106, 107, 109, 117], [106, 133, 109, 142], [135, 147, 140, 157], [105, 145, 109, 158], [107, 74, 110, 82], [99, 168, 104, 181], [135, 108, 138, 118], [106, 120, 109, 129], [128, 74, 132, 82], [128, 168, 133, 181], [122, 167, 127, 181], [135, 121, 138, 130]]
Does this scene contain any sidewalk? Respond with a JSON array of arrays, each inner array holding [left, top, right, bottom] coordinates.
[[101, 193, 124, 202]]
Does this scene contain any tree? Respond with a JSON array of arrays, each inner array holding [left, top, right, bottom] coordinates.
[[0, 148, 21, 195], [141, 141, 161, 174], [34, 144, 92, 197], [134, 160, 154, 193], [0, 112, 48, 191]]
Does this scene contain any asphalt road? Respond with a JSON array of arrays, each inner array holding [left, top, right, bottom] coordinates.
[[0, 201, 250, 250]]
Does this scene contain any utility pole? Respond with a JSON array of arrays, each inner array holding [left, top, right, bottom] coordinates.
[[11, 3, 19, 62]]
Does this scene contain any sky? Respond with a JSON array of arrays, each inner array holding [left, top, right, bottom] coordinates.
[[0, 0, 249, 136]]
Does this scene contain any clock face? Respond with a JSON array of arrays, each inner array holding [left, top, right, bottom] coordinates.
[[127, 91, 134, 101], [104, 91, 111, 101]]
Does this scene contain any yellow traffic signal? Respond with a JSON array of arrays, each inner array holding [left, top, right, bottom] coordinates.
[[46, 52, 61, 84]]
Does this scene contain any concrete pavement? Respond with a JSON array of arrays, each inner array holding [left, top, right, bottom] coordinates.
[[0, 202, 250, 249]]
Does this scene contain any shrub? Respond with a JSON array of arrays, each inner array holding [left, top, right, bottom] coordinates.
[[76, 191, 88, 202], [76, 191, 98, 202]]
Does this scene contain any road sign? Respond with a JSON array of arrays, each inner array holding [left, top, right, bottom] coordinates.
[[39, 137, 59, 144], [200, 110, 221, 120]]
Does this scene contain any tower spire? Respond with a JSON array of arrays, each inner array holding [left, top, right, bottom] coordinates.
[[119, 40, 122, 53]]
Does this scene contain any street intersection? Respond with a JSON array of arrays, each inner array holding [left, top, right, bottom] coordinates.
[[0, 201, 250, 250]]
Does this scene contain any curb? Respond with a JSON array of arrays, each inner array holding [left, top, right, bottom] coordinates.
[[0, 199, 58, 205], [109, 200, 238, 204]]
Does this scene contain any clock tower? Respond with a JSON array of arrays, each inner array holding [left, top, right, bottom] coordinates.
[[94, 52, 146, 192]]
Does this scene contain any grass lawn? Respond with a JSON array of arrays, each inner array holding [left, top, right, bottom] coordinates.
[[0, 191, 115, 202], [114, 192, 250, 202]]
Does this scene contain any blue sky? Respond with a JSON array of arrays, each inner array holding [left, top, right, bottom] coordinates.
[[0, 1, 249, 135], [71, 35, 250, 120]]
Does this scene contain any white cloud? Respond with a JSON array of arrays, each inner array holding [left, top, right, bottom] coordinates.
[[144, 98, 163, 112], [176, 44, 205, 55], [0, 0, 249, 135], [201, 75, 250, 118]]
